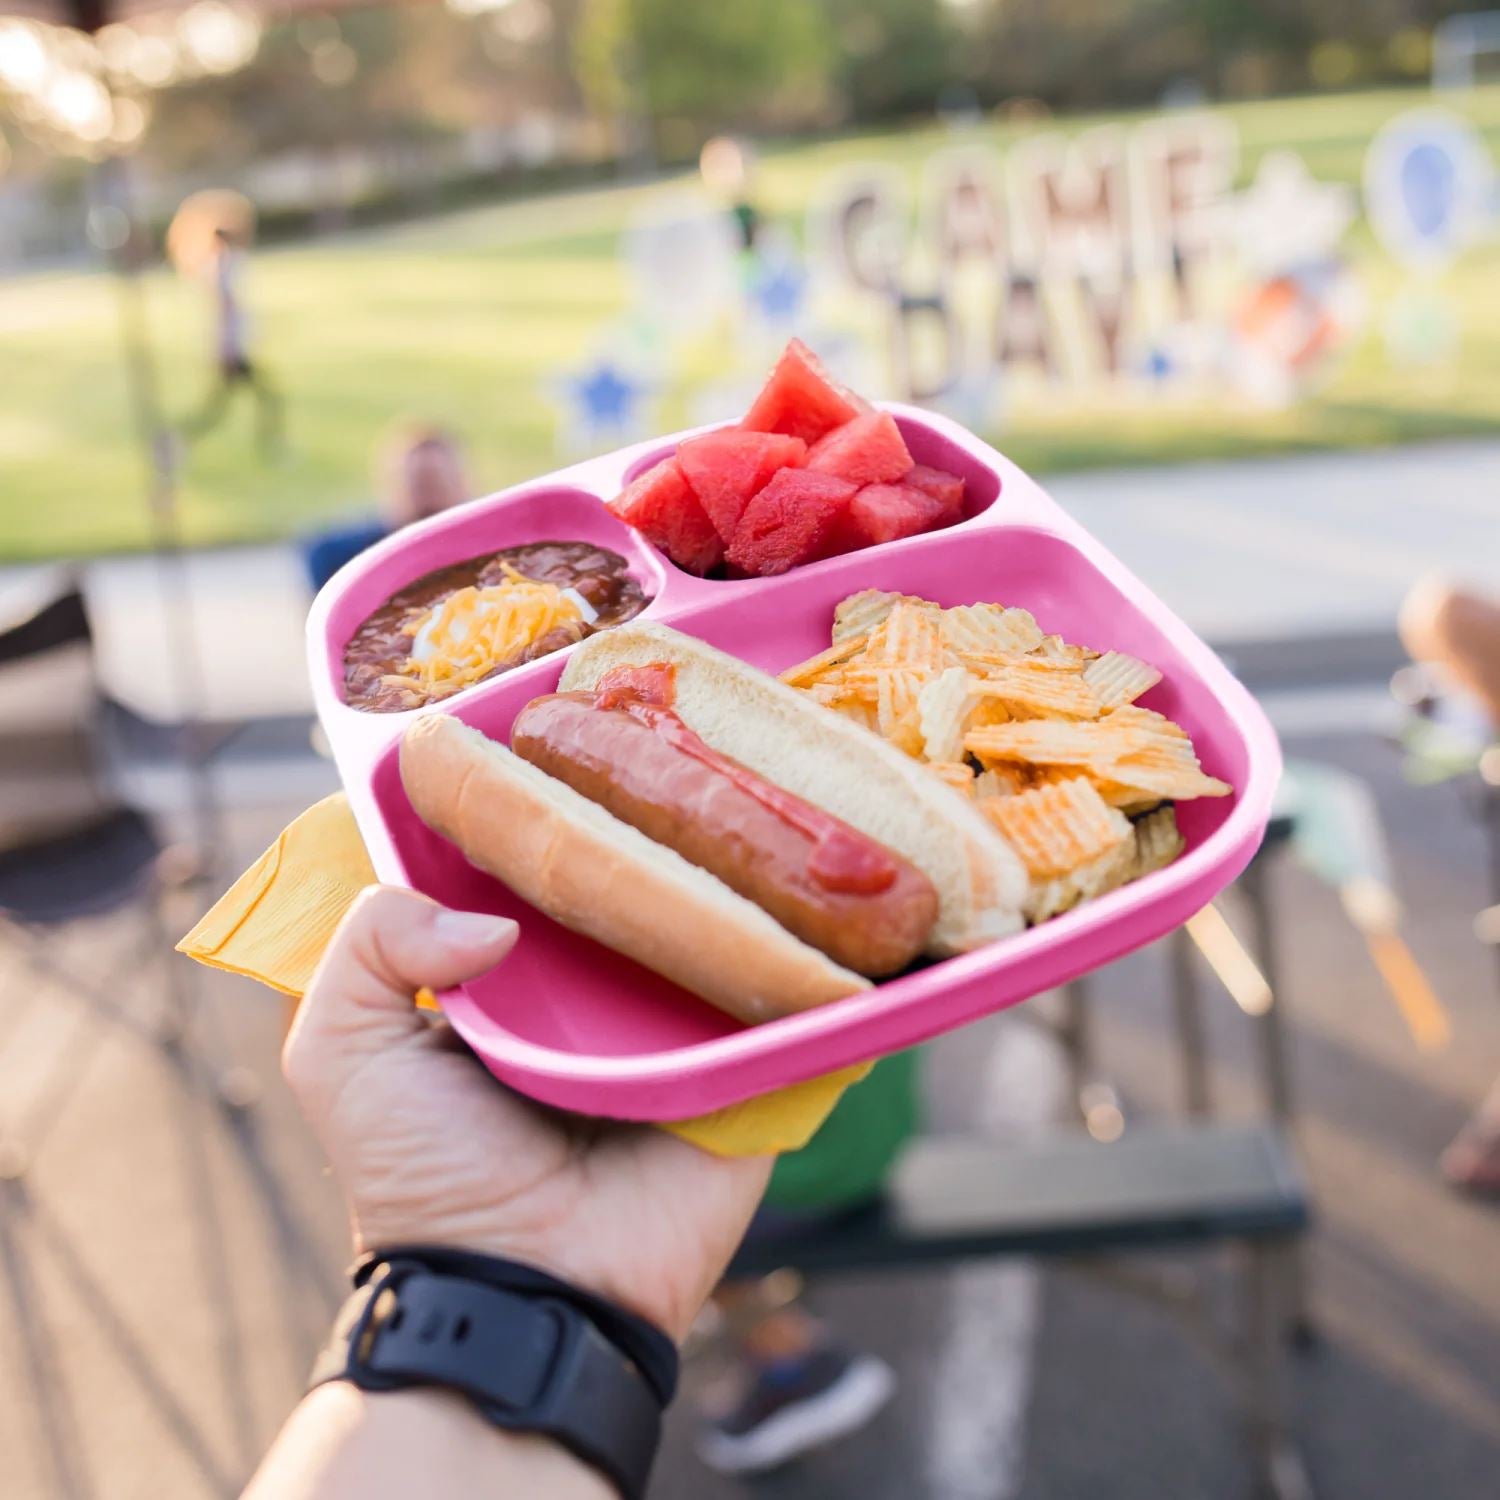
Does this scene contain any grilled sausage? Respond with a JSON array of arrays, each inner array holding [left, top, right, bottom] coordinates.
[[511, 692, 938, 977]]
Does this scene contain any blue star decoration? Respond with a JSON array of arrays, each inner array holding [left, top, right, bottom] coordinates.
[[553, 354, 657, 455], [749, 257, 807, 325], [566, 359, 642, 430]]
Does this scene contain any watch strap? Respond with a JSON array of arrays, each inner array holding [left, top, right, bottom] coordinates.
[[310, 1257, 662, 1499], [350, 1244, 679, 1406]]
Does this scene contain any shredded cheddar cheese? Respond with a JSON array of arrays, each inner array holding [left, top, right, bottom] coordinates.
[[392, 565, 584, 699]]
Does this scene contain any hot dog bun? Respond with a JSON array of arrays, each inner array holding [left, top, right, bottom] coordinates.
[[560, 621, 1028, 954], [400, 712, 870, 1024]]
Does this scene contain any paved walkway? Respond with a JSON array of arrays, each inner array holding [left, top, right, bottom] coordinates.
[[4, 439, 1496, 725], [1049, 439, 1500, 644], [2, 441, 1498, 1497], [2, 728, 1497, 1499]]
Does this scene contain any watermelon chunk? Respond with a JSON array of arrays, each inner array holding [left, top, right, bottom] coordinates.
[[835, 482, 946, 551], [805, 410, 913, 487], [726, 469, 858, 576], [741, 338, 866, 445], [903, 464, 967, 523], [607, 457, 723, 575], [677, 429, 806, 544]]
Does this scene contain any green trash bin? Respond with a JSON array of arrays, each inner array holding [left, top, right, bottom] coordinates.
[[763, 1048, 921, 1215]]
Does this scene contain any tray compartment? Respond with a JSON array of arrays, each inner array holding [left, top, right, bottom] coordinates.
[[315, 484, 674, 718], [613, 409, 1004, 582]]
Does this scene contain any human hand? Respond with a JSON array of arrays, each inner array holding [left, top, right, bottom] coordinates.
[[283, 885, 771, 1343]]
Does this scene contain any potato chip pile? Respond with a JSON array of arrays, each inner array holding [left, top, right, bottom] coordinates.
[[780, 590, 1231, 923]]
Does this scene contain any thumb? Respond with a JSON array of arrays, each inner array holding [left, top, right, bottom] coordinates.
[[285, 885, 517, 1085]]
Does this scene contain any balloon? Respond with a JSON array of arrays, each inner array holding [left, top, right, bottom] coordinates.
[[1363, 109, 1493, 270]]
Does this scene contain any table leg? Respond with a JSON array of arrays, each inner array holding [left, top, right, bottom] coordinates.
[[1243, 1243, 1316, 1500], [1061, 979, 1093, 1122], [1170, 925, 1212, 1117], [1238, 851, 1315, 1345], [1239, 855, 1292, 1124]]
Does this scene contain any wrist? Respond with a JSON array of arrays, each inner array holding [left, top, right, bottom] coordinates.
[[248, 1384, 614, 1500]]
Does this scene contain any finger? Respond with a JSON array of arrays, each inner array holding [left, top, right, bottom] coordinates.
[[286, 886, 517, 1080]]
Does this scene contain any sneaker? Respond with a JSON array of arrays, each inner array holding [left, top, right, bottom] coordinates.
[[697, 1347, 895, 1475]]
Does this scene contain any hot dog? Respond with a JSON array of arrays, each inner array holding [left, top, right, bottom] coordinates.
[[399, 620, 1027, 1024], [510, 675, 939, 977]]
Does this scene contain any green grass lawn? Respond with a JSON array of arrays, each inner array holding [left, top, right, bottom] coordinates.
[[3, 83, 1499, 561]]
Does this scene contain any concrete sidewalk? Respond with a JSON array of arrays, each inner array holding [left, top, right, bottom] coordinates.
[[5, 439, 1497, 727], [3, 723, 1497, 1500]]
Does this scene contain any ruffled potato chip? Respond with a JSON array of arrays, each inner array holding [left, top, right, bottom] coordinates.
[[980, 776, 1132, 880], [965, 719, 1106, 767], [1129, 806, 1186, 878], [970, 659, 1101, 720], [877, 668, 927, 756], [1083, 651, 1162, 710], [1089, 777, 1163, 813], [779, 634, 870, 689], [1025, 838, 1138, 921], [869, 601, 946, 675], [1108, 755, 1231, 801], [1101, 708, 1231, 799], [918, 666, 972, 764], [832, 589, 934, 643], [940, 603, 1043, 656], [1036, 634, 1092, 665]]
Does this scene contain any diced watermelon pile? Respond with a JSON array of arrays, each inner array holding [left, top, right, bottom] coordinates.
[[605, 337, 970, 577]]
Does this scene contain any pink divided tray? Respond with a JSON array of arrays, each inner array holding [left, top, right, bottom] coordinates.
[[307, 405, 1280, 1121]]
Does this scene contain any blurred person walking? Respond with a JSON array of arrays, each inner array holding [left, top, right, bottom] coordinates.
[[302, 425, 471, 592], [1399, 577, 1500, 1194], [700, 136, 763, 253], [182, 226, 284, 456]]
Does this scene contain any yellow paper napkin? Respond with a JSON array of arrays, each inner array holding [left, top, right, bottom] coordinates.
[[178, 793, 867, 1156]]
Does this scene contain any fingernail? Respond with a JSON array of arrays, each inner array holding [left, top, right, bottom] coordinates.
[[433, 910, 518, 948]]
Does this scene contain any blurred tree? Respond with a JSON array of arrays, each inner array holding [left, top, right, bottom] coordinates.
[[572, 0, 836, 158], [147, 6, 578, 177], [824, 0, 957, 118], [962, 0, 1204, 108]]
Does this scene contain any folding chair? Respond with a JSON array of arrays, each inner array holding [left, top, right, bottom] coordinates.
[[0, 584, 201, 1178]]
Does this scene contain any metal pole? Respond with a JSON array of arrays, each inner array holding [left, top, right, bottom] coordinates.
[[94, 154, 226, 881]]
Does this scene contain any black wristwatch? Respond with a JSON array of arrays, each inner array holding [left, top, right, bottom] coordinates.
[[309, 1247, 678, 1500]]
